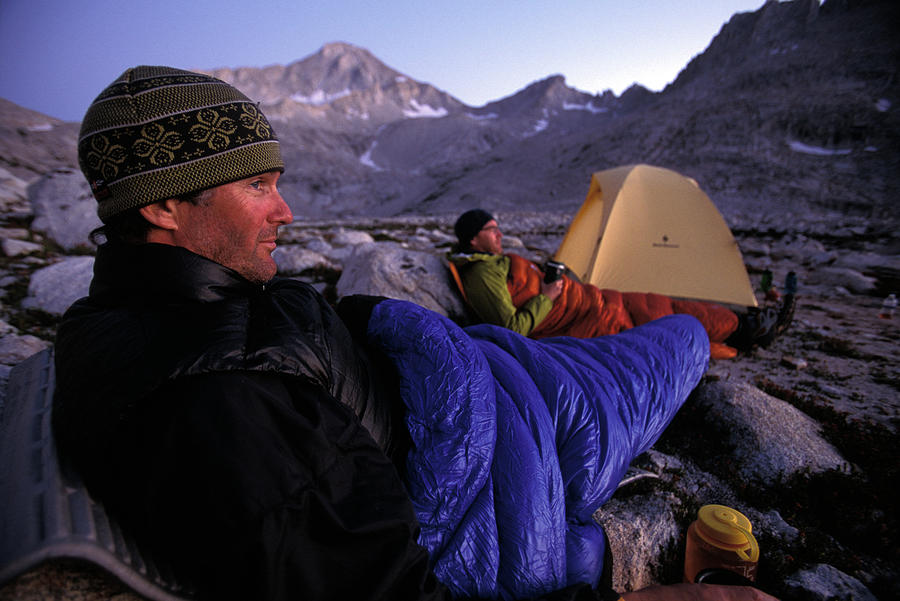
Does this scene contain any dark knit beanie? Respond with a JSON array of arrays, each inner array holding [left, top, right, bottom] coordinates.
[[78, 65, 284, 222], [454, 209, 494, 248]]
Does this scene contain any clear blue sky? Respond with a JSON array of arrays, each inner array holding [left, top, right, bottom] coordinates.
[[0, 0, 768, 122]]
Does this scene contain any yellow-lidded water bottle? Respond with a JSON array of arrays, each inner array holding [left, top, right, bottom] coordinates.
[[684, 504, 759, 583]]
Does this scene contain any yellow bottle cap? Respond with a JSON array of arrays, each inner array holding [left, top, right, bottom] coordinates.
[[696, 504, 760, 562]]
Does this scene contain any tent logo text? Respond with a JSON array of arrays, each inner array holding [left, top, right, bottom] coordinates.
[[653, 235, 680, 249]]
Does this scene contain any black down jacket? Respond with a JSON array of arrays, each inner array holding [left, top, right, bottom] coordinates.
[[52, 242, 441, 601]]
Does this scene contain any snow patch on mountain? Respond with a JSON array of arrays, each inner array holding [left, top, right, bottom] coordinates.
[[787, 140, 852, 156], [467, 112, 498, 120], [563, 101, 608, 114], [403, 100, 448, 119], [25, 123, 55, 132], [292, 89, 353, 106], [360, 141, 382, 170]]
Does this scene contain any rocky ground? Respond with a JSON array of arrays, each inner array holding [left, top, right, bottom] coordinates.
[[0, 203, 898, 600]]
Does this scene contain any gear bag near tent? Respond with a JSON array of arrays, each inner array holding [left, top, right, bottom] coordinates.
[[554, 164, 758, 308]]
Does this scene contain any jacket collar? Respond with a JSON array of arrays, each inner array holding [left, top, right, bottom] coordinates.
[[89, 242, 261, 303], [447, 249, 504, 264]]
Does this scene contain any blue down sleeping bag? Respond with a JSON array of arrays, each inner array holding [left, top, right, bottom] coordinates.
[[365, 299, 709, 600]]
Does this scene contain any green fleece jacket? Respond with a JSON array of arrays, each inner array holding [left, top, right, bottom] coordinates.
[[449, 251, 553, 336]]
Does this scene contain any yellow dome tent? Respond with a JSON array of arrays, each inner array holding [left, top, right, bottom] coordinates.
[[554, 164, 757, 307]]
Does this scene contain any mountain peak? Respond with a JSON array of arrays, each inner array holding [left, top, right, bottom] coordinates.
[[290, 41, 403, 95], [3, 1, 895, 224], [198, 41, 406, 110], [668, 0, 822, 91], [318, 41, 371, 58], [482, 74, 602, 117]]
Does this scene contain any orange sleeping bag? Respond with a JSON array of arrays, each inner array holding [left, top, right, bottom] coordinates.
[[505, 254, 739, 359]]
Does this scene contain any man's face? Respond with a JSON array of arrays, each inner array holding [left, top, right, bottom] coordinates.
[[469, 219, 503, 255], [171, 171, 293, 283]]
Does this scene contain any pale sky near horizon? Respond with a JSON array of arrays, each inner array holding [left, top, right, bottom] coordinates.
[[0, 0, 769, 122]]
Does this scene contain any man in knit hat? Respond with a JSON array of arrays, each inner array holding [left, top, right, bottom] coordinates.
[[451, 208, 563, 333], [52, 65, 444, 601]]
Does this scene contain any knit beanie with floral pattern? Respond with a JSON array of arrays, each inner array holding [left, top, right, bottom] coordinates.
[[78, 65, 284, 223]]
